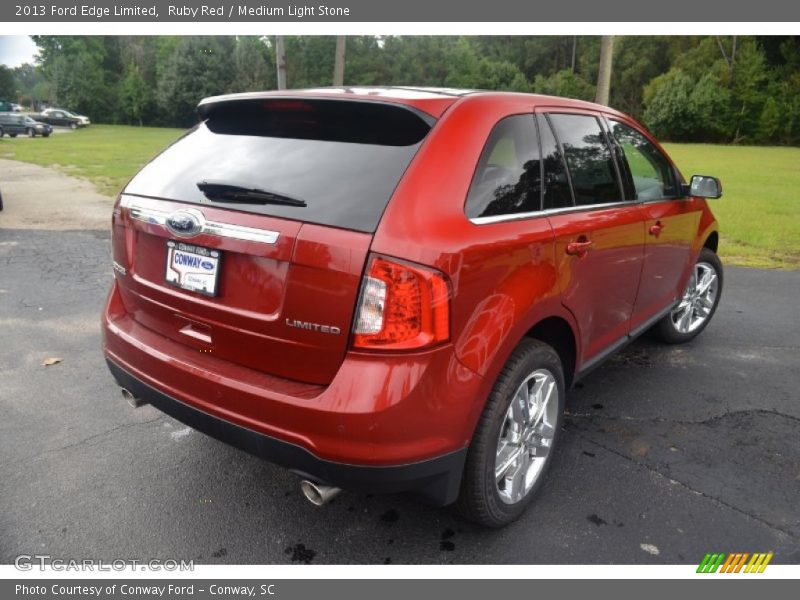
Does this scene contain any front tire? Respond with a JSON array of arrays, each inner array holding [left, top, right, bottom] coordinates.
[[654, 247, 723, 344], [457, 339, 565, 527], [70, 123, 77, 130]]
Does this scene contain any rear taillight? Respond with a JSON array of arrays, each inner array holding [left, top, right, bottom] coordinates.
[[352, 256, 450, 351]]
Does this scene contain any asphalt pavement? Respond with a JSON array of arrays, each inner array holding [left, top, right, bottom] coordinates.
[[1, 160, 798, 565]]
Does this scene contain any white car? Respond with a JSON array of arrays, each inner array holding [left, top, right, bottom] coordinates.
[[43, 108, 91, 126]]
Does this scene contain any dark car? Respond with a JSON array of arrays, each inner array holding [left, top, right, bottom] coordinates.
[[30, 109, 81, 129], [0, 114, 53, 138], [104, 88, 724, 527]]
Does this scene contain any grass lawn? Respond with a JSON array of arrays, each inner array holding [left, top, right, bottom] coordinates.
[[0, 125, 797, 268], [664, 143, 800, 269], [0, 124, 184, 197]]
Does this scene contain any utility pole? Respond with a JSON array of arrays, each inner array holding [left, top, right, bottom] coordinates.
[[333, 36, 346, 86], [595, 35, 614, 106], [276, 36, 287, 90]]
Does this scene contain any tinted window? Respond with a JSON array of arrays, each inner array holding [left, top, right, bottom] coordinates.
[[538, 114, 573, 210], [548, 113, 622, 206], [124, 100, 431, 233], [465, 115, 541, 218], [610, 120, 678, 201]]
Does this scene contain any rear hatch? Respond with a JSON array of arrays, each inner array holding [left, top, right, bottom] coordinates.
[[112, 97, 432, 385]]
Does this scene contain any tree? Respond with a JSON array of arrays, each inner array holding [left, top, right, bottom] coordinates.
[[644, 68, 730, 141], [756, 96, 781, 143], [533, 69, 594, 100], [20, 34, 799, 142], [333, 36, 346, 86], [0, 65, 16, 100], [595, 36, 614, 106], [119, 62, 151, 125], [231, 36, 272, 92], [643, 69, 697, 140], [275, 36, 287, 89], [443, 39, 530, 91], [30, 36, 116, 119], [156, 37, 236, 127]]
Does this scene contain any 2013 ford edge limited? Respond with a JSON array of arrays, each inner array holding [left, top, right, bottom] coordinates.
[[103, 87, 723, 527]]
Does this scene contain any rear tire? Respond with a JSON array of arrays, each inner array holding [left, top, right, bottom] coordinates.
[[9, 133, 17, 138], [654, 248, 723, 344], [457, 339, 565, 527]]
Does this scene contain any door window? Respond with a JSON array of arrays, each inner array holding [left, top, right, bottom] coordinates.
[[548, 113, 623, 207], [609, 120, 678, 201], [537, 114, 573, 210]]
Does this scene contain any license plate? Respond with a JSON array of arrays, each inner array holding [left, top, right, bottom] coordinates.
[[165, 241, 221, 297]]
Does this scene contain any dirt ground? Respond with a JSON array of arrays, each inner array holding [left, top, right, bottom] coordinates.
[[0, 158, 111, 230]]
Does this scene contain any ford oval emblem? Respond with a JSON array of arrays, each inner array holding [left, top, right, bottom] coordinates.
[[166, 210, 203, 237]]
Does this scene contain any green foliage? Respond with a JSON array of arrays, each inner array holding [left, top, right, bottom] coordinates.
[[643, 69, 696, 139], [231, 36, 274, 92], [0, 65, 16, 100], [756, 96, 781, 143], [532, 69, 594, 101], [19, 35, 800, 145], [644, 69, 731, 141], [155, 36, 237, 127], [119, 62, 151, 126]]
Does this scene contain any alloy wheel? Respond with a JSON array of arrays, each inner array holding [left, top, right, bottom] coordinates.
[[495, 369, 558, 504], [670, 262, 719, 334]]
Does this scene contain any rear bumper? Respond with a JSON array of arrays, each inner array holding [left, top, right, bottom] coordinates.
[[106, 358, 466, 505], [102, 281, 484, 505]]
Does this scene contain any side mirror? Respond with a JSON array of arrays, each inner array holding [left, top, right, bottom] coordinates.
[[688, 175, 722, 199]]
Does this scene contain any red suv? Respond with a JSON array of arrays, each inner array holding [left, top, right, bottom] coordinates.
[[103, 88, 723, 526]]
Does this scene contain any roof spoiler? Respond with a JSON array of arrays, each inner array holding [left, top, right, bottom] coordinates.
[[197, 93, 437, 127]]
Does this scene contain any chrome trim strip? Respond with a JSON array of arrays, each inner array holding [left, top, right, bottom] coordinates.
[[469, 200, 634, 225], [129, 205, 169, 226], [202, 221, 279, 244], [128, 204, 279, 245]]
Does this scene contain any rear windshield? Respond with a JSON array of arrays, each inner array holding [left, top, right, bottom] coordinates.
[[124, 99, 432, 233]]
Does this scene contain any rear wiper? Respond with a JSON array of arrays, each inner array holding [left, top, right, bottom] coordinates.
[[197, 181, 307, 207]]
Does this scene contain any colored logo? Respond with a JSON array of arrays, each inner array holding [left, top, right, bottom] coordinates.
[[697, 552, 773, 573]]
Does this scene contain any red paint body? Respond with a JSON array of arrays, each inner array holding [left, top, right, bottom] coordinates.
[[102, 88, 718, 486]]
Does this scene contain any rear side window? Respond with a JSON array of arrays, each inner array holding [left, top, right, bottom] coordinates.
[[548, 113, 623, 207], [124, 99, 432, 233], [609, 120, 678, 201], [465, 115, 542, 219]]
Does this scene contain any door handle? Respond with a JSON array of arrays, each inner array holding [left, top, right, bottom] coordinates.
[[566, 238, 593, 258], [649, 221, 665, 237]]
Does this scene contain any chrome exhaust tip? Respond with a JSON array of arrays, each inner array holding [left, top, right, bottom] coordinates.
[[121, 388, 146, 408], [299, 480, 341, 506]]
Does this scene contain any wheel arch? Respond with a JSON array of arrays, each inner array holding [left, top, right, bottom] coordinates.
[[524, 316, 578, 388], [703, 230, 719, 253]]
